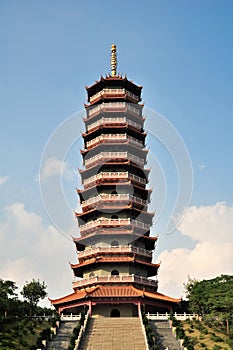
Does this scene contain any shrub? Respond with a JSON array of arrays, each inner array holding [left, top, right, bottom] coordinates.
[[176, 326, 185, 339], [212, 345, 222, 350], [30, 346, 37, 350], [200, 327, 208, 335], [199, 342, 206, 348], [19, 339, 28, 347], [36, 336, 43, 347], [73, 324, 81, 337], [69, 334, 76, 347], [188, 328, 194, 333], [210, 334, 224, 342], [40, 327, 51, 340]]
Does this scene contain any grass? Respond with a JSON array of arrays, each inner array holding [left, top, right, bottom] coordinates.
[[0, 317, 53, 350], [181, 319, 232, 350]]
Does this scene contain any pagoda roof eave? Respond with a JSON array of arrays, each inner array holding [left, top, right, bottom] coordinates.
[[70, 257, 160, 270], [82, 126, 146, 139], [77, 183, 152, 195], [80, 144, 148, 156], [79, 163, 151, 176], [86, 75, 143, 93], [75, 207, 154, 219], [50, 285, 180, 308], [73, 232, 158, 244]]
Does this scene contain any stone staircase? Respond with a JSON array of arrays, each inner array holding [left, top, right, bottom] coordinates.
[[47, 321, 77, 350], [80, 317, 147, 350], [150, 320, 181, 350]]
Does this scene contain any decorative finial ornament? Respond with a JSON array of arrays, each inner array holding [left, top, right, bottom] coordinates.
[[111, 44, 117, 76]]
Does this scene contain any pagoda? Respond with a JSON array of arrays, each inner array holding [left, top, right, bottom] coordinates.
[[50, 45, 180, 317]]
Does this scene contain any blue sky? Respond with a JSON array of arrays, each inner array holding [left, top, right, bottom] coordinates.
[[0, 1, 233, 302]]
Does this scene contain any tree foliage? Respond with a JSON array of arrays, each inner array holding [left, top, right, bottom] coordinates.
[[21, 279, 47, 314], [184, 274, 233, 334], [0, 279, 18, 317]]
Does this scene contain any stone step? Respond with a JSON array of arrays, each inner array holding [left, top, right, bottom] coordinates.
[[150, 320, 181, 350], [81, 317, 147, 350], [47, 321, 78, 350]]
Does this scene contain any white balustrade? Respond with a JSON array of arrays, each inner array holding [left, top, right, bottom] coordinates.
[[83, 171, 146, 187], [89, 89, 139, 103], [78, 245, 152, 259], [79, 217, 150, 232], [81, 193, 147, 208], [86, 117, 142, 131], [86, 133, 143, 148], [84, 152, 145, 167], [146, 312, 198, 321], [86, 102, 142, 119], [72, 274, 158, 289]]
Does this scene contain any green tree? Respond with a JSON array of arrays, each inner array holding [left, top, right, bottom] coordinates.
[[184, 274, 233, 334], [0, 279, 18, 317], [21, 279, 47, 315]]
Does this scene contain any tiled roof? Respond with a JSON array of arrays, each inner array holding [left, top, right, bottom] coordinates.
[[73, 232, 158, 245], [50, 285, 180, 306], [89, 285, 143, 297], [70, 256, 160, 269], [49, 286, 97, 305]]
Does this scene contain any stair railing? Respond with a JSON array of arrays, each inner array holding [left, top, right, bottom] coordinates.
[[74, 310, 90, 350], [138, 307, 150, 350]]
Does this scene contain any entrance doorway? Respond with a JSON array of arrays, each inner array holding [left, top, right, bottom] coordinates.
[[110, 309, 120, 317]]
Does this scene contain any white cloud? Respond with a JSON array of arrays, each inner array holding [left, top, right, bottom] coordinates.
[[0, 202, 77, 306], [157, 202, 233, 298], [0, 176, 9, 186], [39, 157, 74, 182], [177, 202, 233, 243]]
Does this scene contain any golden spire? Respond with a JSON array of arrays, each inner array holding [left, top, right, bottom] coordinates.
[[111, 44, 117, 76]]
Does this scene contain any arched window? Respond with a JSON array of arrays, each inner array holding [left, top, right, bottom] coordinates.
[[111, 190, 118, 195], [111, 240, 119, 247], [89, 272, 95, 277], [111, 270, 119, 276], [111, 215, 118, 219], [110, 309, 120, 317]]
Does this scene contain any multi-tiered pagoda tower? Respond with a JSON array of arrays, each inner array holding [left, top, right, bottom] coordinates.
[[51, 45, 180, 317]]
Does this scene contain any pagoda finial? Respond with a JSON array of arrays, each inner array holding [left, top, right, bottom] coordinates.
[[111, 44, 117, 77]]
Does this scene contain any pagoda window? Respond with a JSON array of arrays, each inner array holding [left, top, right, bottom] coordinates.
[[111, 240, 119, 247], [110, 309, 120, 317], [111, 270, 119, 276], [111, 214, 118, 219]]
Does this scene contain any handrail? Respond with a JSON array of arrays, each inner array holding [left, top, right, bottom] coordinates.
[[86, 116, 142, 131], [83, 171, 146, 186], [78, 245, 152, 259], [74, 310, 90, 350], [86, 117, 143, 130], [81, 193, 147, 207], [72, 274, 158, 289], [87, 102, 141, 118], [86, 133, 143, 148], [89, 88, 139, 103], [84, 151, 145, 167], [147, 312, 198, 321], [138, 307, 150, 350], [79, 218, 151, 232]]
